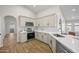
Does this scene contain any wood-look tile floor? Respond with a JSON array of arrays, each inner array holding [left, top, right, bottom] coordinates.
[[0, 33, 52, 53]]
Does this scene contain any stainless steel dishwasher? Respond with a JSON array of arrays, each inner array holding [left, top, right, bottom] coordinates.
[[56, 41, 73, 53]]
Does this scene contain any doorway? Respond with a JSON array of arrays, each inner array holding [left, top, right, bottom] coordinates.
[[4, 16, 17, 34], [3, 16, 17, 52]]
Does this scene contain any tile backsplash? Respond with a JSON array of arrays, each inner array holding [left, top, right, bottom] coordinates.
[[34, 26, 58, 32]]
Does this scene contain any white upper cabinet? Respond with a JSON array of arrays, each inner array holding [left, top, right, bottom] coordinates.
[[36, 14, 57, 27], [37, 17, 49, 26], [19, 14, 57, 27], [36, 19, 40, 26], [38, 18, 46, 26], [33, 19, 37, 26], [49, 15, 57, 27], [42, 17, 49, 26], [19, 16, 34, 27]]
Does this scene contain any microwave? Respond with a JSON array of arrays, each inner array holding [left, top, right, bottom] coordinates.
[[25, 22, 34, 26]]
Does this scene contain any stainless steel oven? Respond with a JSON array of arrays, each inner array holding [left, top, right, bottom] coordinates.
[[27, 28, 33, 33], [25, 22, 35, 40]]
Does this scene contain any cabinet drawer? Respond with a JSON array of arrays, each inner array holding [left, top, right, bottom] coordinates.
[[20, 33, 27, 42]]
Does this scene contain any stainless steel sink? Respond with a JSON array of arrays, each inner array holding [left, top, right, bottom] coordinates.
[[53, 34, 64, 37]]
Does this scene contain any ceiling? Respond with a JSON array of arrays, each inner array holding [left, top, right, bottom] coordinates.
[[23, 5, 55, 14], [22, 5, 79, 21], [60, 5, 79, 21]]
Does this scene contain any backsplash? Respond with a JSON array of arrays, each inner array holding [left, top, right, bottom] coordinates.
[[34, 26, 59, 32]]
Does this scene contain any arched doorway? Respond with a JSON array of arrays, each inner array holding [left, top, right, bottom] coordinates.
[[4, 16, 17, 52], [4, 16, 17, 34]]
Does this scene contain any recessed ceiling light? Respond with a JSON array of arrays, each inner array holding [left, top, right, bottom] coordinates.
[[72, 8, 76, 12]]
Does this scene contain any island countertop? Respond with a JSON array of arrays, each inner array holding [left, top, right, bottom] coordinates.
[[35, 30, 79, 53]]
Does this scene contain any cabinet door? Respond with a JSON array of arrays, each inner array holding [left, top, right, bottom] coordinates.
[[36, 20, 40, 26], [40, 17, 49, 26], [35, 32, 38, 39], [39, 19, 44, 26], [43, 33, 48, 44], [37, 17, 49, 26], [34, 20, 38, 26], [43, 18, 48, 26], [37, 32, 41, 40], [38, 33, 47, 43], [40, 33, 44, 41], [47, 34, 56, 52], [35, 32, 42, 41], [20, 33, 27, 42], [44, 17, 50, 26], [49, 37, 52, 47], [37, 32, 40, 40], [48, 15, 57, 27], [47, 34, 52, 47], [20, 17, 34, 27], [51, 37, 56, 53]]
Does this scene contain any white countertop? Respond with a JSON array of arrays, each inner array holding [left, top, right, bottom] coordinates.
[[35, 30, 79, 53]]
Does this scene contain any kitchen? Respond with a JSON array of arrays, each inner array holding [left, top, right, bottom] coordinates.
[[0, 5, 79, 53]]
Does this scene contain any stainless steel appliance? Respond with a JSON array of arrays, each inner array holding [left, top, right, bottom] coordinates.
[[56, 41, 73, 53], [25, 22, 35, 40], [27, 32, 35, 39], [25, 22, 34, 26], [26, 27, 34, 33], [27, 28, 35, 40]]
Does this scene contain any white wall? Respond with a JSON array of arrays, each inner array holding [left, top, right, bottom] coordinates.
[[37, 6, 66, 33], [0, 5, 35, 47], [0, 17, 3, 47]]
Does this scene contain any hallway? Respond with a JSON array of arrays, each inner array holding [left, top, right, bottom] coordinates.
[[0, 33, 52, 53]]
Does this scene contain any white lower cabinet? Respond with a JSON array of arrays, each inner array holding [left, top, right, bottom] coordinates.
[[35, 32, 48, 43], [35, 32, 56, 53], [20, 32, 27, 42], [51, 37, 56, 53], [46, 34, 56, 53], [38, 32, 48, 44], [42, 33, 48, 44], [35, 32, 38, 39], [40, 33, 44, 42], [35, 32, 41, 40], [36, 32, 42, 41], [47, 35, 52, 47]]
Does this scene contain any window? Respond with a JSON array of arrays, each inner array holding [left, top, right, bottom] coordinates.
[[66, 26, 72, 32], [66, 23, 72, 32], [74, 23, 79, 32], [66, 22, 79, 32]]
